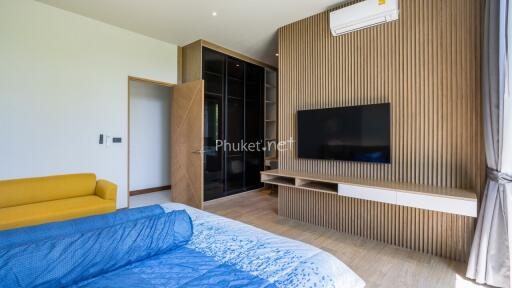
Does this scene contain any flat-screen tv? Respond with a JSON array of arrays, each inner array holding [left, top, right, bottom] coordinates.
[[297, 103, 391, 163]]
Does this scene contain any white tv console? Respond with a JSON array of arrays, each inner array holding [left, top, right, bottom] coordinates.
[[261, 169, 477, 217]]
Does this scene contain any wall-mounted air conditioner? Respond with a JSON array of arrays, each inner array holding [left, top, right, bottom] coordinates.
[[329, 0, 399, 36]]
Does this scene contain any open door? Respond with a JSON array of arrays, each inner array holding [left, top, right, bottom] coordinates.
[[171, 80, 204, 209]]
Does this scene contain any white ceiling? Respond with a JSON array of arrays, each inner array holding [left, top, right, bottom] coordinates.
[[36, 0, 343, 66]]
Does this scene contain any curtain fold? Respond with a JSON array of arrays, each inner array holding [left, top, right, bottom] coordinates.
[[466, 0, 512, 287]]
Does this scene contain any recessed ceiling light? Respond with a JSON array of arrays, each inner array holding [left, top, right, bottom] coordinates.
[[212, 11, 217, 16], [275, 53, 279, 57]]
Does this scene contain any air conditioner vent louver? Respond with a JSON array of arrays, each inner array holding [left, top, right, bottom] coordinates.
[[329, 0, 399, 36]]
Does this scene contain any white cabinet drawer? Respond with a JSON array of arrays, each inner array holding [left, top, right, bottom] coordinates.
[[338, 184, 396, 205], [396, 191, 477, 217]]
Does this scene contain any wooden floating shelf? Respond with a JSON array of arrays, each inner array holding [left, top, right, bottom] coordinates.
[[263, 176, 295, 187], [296, 179, 338, 194], [261, 169, 477, 217]]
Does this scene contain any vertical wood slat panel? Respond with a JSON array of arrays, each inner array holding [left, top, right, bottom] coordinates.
[[277, 0, 484, 262]]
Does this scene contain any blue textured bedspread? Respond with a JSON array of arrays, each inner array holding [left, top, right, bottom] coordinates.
[[0, 203, 364, 288]]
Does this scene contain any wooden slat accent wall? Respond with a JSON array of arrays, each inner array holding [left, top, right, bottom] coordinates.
[[277, 0, 486, 261]]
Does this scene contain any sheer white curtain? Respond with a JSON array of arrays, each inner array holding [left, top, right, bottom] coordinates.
[[466, 0, 512, 287]]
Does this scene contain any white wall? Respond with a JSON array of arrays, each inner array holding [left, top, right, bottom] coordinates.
[[0, 0, 178, 208], [129, 81, 171, 191]]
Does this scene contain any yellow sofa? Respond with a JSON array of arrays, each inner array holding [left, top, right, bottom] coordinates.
[[0, 173, 117, 230]]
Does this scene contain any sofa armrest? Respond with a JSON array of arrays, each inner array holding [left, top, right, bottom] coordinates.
[[95, 180, 117, 201]]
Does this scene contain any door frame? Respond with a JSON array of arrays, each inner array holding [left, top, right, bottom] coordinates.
[[127, 76, 176, 208]]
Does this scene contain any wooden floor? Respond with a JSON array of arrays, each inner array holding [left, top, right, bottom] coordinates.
[[204, 190, 487, 288]]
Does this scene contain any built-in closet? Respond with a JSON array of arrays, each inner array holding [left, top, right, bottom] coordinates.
[[181, 40, 277, 202]]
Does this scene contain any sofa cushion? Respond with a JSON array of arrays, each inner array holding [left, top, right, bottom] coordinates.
[[0, 173, 97, 208], [0, 195, 115, 230]]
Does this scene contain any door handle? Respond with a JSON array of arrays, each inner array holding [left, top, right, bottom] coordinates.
[[192, 149, 205, 154]]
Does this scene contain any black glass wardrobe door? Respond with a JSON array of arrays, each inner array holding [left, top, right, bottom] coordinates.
[[244, 64, 264, 189], [225, 58, 245, 193], [203, 48, 225, 201], [203, 48, 266, 200]]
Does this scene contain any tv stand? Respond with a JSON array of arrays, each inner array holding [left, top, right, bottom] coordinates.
[[261, 169, 477, 217]]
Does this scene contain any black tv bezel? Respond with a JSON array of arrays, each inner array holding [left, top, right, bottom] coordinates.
[[296, 103, 391, 164]]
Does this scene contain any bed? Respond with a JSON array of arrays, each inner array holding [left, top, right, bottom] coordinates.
[[0, 203, 364, 288]]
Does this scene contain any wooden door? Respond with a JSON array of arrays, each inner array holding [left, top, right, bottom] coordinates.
[[171, 80, 204, 209]]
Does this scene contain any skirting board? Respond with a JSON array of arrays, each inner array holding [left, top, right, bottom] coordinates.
[[130, 185, 171, 196], [278, 186, 475, 262]]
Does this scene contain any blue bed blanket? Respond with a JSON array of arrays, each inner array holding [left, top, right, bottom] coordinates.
[[0, 204, 365, 288], [0, 207, 192, 288]]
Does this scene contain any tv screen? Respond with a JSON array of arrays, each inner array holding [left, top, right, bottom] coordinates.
[[297, 103, 391, 163]]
